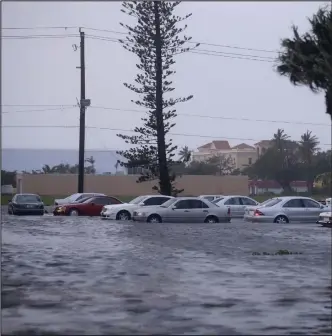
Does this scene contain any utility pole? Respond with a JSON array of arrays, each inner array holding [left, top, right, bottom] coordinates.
[[75, 29, 90, 193]]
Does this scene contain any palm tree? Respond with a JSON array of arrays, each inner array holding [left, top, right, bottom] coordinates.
[[271, 128, 290, 152], [179, 146, 191, 163], [276, 6, 332, 121], [298, 131, 320, 193]]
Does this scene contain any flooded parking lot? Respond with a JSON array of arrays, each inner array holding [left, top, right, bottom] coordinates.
[[2, 214, 332, 335]]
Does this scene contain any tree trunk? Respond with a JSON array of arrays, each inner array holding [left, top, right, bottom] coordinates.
[[325, 87, 332, 120], [154, 1, 172, 195]]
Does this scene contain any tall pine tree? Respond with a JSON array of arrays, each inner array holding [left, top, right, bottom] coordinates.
[[116, 1, 198, 196]]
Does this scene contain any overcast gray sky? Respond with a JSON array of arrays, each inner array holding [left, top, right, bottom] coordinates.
[[3, 1, 331, 152]]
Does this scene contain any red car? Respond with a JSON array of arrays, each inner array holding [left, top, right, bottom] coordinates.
[[53, 195, 122, 216]]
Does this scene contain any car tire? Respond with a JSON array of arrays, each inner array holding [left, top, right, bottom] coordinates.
[[116, 210, 131, 221], [274, 215, 289, 224], [69, 208, 79, 216], [205, 215, 219, 224], [147, 214, 162, 223]]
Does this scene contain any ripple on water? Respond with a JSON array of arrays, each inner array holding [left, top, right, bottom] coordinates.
[[2, 216, 331, 335]]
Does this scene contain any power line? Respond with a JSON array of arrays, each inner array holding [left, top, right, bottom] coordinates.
[[3, 125, 331, 146], [2, 26, 278, 54], [2, 104, 329, 127]]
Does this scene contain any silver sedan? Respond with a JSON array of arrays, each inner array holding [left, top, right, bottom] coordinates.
[[132, 197, 231, 223], [244, 196, 326, 223], [213, 195, 259, 218]]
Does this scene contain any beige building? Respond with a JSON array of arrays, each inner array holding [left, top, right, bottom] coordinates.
[[192, 140, 256, 170], [191, 140, 274, 170]]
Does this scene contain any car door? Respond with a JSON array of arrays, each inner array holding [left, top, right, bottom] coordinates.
[[282, 199, 306, 222], [302, 199, 323, 223], [167, 200, 192, 223], [87, 197, 109, 216], [224, 197, 243, 218], [187, 199, 210, 223], [240, 197, 258, 217]]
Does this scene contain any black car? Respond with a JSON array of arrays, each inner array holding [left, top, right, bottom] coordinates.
[[8, 193, 45, 216]]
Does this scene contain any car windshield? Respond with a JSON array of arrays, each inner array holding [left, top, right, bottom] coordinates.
[[212, 197, 224, 204], [260, 198, 282, 207], [160, 198, 177, 208], [129, 196, 146, 204], [16, 194, 41, 203]]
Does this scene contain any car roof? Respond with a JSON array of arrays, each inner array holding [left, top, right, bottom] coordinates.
[[15, 193, 39, 196], [271, 196, 317, 200], [142, 195, 174, 198], [175, 197, 207, 200]]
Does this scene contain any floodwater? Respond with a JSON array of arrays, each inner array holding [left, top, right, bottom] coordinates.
[[2, 214, 332, 335]]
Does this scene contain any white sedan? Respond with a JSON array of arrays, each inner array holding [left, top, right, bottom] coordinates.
[[317, 210, 332, 227], [100, 195, 174, 220]]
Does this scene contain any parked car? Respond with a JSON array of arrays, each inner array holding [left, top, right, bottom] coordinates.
[[317, 210, 332, 228], [213, 195, 259, 218], [8, 193, 44, 216], [199, 195, 224, 202], [244, 196, 326, 223], [101, 195, 174, 220], [133, 197, 231, 223], [53, 195, 122, 216], [54, 193, 106, 206]]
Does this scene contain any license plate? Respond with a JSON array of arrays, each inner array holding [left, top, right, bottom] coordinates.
[[27, 205, 33, 208]]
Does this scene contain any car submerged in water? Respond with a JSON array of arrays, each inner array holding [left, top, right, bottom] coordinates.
[[8, 193, 45, 216], [317, 210, 332, 228], [244, 196, 326, 223], [132, 197, 231, 223], [100, 195, 174, 220]]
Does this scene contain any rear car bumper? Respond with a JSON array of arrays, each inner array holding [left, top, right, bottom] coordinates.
[[244, 215, 275, 223]]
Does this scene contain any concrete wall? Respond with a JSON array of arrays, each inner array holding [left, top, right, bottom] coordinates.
[[17, 174, 249, 196]]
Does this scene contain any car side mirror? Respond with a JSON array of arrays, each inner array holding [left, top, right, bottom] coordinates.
[[171, 206, 176, 210], [138, 202, 145, 206]]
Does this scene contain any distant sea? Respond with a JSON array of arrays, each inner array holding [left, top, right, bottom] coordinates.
[[2, 148, 126, 174]]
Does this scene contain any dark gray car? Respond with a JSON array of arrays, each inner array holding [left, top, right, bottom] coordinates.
[[8, 193, 44, 216]]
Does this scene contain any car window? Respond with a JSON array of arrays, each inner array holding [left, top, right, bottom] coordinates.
[[144, 197, 170, 206], [203, 196, 215, 202], [174, 200, 190, 209], [302, 199, 320, 208], [108, 197, 122, 205], [89, 197, 110, 205], [241, 197, 257, 206], [225, 197, 241, 205], [129, 196, 145, 204], [16, 194, 41, 203], [212, 197, 224, 204], [260, 199, 282, 207], [188, 200, 209, 209], [283, 199, 305, 208], [161, 198, 178, 208]]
